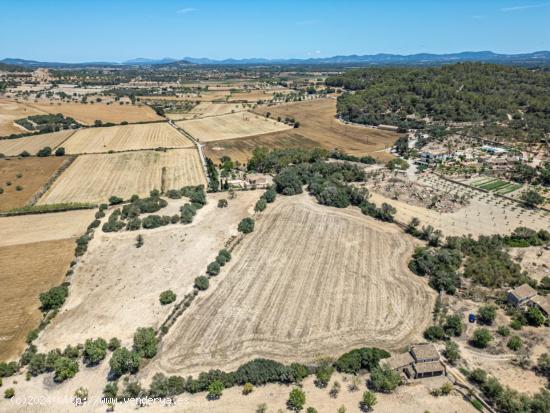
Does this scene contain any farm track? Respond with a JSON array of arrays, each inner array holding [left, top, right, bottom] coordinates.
[[152, 195, 435, 376]]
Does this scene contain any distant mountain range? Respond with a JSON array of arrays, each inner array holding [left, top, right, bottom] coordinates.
[[2, 51, 550, 68]]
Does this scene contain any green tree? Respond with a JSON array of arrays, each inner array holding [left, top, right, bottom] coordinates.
[[521, 190, 544, 208], [369, 365, 401, 393], [55, 147, 65, 156], [109, 347, 140, 377], [424, 325, 446, 341], [443, 314, 464, 336], [361, 390, 377, 411], [207, 261, 221, 275], [53, 357, 79, 382], [159, 290, 176, 305], [238, 217, 255, 234], [133, 327, 158, 358], [217, 199, 228, 208], [444, 341, 461, 365], [507, 335, 523, 351], [108, 338, 121, 351], [39, 285, 68, 311], [477, 305, 497, 325], [471, 328, 493, 349], [207, 380, 224, 400], [194, 276, 209, 291], [83, 338, 108, 366], [287, 388, 306, 411], [526, 307, 545, 326]]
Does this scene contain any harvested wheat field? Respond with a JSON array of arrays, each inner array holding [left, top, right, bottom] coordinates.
[[205, 132, 320, 164], [0, 239, 75, 361], [176, 112, 292, 142], [25, 102, 162, 125], [167, 102, 245, 120], [0, 209, 95, 247], [0, 156, 67, 211], [62, 122, 192, 154], [261, 99, 399, 159], [38, 149, 206, 204], [227, 89, 287, 102], [0, 99, 47, 137], [0, 130, 74, 156], [152, 194, 435, 376], [37, 191, 261, 350]]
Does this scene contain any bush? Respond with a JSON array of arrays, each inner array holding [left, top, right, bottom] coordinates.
[[159, 290, 177, 305], [471, 328, 492, 348], [497, 326, 511, 337], [218, 199, 228, 208], [53, 356, 79, 382], [207, 380, 224, 400], [37, 146, 52, 157], [287, 388, 306, 411], [39, 284, 69, 311], [369, 365, 401, 393], [195, 276, 209, 291], [314, 360, 334, 388], [55, 147, 65, 156], [4, 388, 15, 399], [424, 325, 446, 341], [238, 217, 255, 234], [335, 347, 390, 374], [510, 319, 523, 330], [218, 249, 231, 262], [103, 382, 118, 399], [443, 314, 464, 337], [83, 338, 108, 366], [133, 327, 158, 359], [109, 196, 123, 205], [109, 347, 140, 377], [469, 368, 488, 385], [242, 382, 254, 395], [444, 341, 460, 365], [255, 198, 267, 212], [108, 338, 121, 351], [207, 261, 221, 275], [477, 305, 497, 325], [0, 361, 18, 377], [507, 335, 522, 351], [262, 188, 276, 203], [361, 391, 377, 411], [526, 307, 545, 326]]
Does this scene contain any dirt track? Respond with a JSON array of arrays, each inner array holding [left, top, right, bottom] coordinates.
[[150, 194, 435, 377]]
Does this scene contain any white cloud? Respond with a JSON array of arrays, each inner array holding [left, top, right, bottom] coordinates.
[[176, 7, 196, 14], [501, 2, 550, 12], [296, 20, 318, 26]]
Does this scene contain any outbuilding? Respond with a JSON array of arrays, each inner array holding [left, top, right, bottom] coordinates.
[[507, 284, 537, 307]]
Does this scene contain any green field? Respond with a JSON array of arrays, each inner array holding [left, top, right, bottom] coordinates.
[[472, 177, 522, 194]]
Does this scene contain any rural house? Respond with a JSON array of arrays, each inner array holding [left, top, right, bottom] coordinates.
[[383, 343, 446, 380], [529, 295, 550, 317], [507, 283, 538, 307]]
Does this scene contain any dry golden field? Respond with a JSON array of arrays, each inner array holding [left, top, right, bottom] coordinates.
[[0, 209, 95, 247], [62, 123, 192, 154], [176, 112, 292, 142], [0, 156, 66, 211], [0, 99, 47, 136], [0, 239, 75, 361], [167, 102, 246, 120], [205, 132, 320, 164], [0, 130, 74, 156], [154, 195, 434, 375], [263, 99, 399, 159], [227, 89, 288, 102], [25, 101, 162, 125], [37, 149, 206, 204]]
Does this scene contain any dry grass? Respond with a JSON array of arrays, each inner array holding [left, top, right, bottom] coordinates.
[[38, 149, 207, 204], [62, 123, 192, 154], [176, 112, 292, 142], [205, 132, 320, 164], [0, 209, 95, 247], [0, 156, 66, 212], [167, 103, 246, 120], [0, 130, 74, 156], [262, 99, 399, 159], [25, 102, 162, 125], [0, 239, 75, 361], [227, 90, 288, 102], [154, 194, 434, 375], [0, 99, 47, 137]]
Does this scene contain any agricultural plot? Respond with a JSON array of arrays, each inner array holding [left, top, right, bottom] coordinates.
[[176, 112, 292, 142], [26, 102, 162, 125], [37, 149, 206, 204], [205, 132, 320, 164], [37, 192, 261, 350], [167, 102, 245, 120], [470, 177, 522, 195], [0, 239, 75, 361], [227, 89, 288, 102], [62, 123, 192, 154], [0, 98, 47, 137], [260, 99, 399, 160], [0, 209, 95, 247], [0, 130, 74, 156], [153, 195, 435, 375], [0, 156, 67, 211]]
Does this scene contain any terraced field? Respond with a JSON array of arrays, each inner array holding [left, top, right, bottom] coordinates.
[[62, 123, 192, 154], [37, 149, 206, 204], [153, 195, 434, 375]]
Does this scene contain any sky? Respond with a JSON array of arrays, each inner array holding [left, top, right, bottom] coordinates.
[[0, 0, 549, 62]]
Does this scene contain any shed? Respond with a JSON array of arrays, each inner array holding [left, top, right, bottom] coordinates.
[[412, 361, 446, 379], [507, 284, 537, 307], [383, 352, 414, 376], [410, 344, 440, 363], [530, 295, 550, 317]]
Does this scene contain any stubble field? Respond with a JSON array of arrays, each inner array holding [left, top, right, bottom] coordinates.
[[176, 112, 292, 142], [62, 123, 192, 154], [153, 194, 435, 376], [0, 99, 47, 136], [0, 130, 74, 156], [167, 102, 245, 120], [0, 156, 67, 211], [37, 149, 207, 204], [0, 239, 75, 361]]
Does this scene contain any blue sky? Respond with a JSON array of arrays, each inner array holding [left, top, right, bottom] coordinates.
[[0, 0, 549, 62]]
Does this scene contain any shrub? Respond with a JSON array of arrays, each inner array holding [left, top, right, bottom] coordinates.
[[443, 314, 464, 337], [262, 188, 277, 203], [361, 391, 377, 411], [218, 199, 228, 208], [53, 356, 79, 382], [0, 361, 18, 377], [39, 284, 68, 311], [15, 185, 23, 191], [238, 217, 255, 234], [497, 326, 510, 337], [207, 261, 221, 275], [103, 382, 118, 399], [126, 217, 141, 231], [423, 325, 446, 341], [37, 146, 52, 157], [19, 151, 30, 157], [469, 368, 488, 385], [510, 319, 523, 330], [471, 328, 492, 348], [159, 290, 177, 305], [166, 189, 182, 199], [133, 327, 158, 359], [477, 305, 497, 325], [73, 386, 88, 404], [255, 198, 267, 212], [109, 347, 140, 377], [207, 380, 224, 400], [369, 365, 401, 393], [136, 234, 144, 248], [83, 338, 108, 366], [108, 338, 121, 351], [109, 196, 123, 205], [526, 307, 545, 326], [444, 341, 460, 365], [242, 382, 254, 395], [335, 347, 390, 374], [194, 276, 209, 291], [314, 360, 334, 388], [4, 388, 15, 399], [218, 249, 231, 262], [287, 388, 306, 411], [55, 147, 65, 156], [507, 335, 522, 351]]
